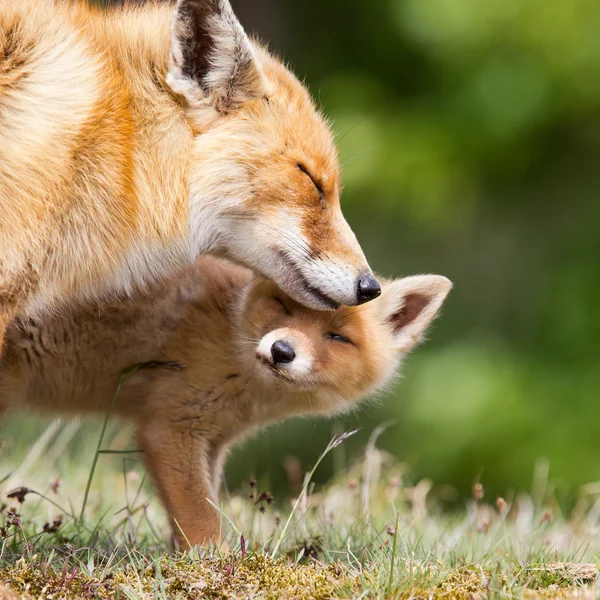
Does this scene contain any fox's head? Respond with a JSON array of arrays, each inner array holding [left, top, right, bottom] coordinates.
[[167, 0, 380, 309], [236, 273, 452, 414]]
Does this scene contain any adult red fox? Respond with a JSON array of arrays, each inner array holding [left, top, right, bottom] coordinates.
[[0, 0, 380, 354], [0, 257, 451, 547]]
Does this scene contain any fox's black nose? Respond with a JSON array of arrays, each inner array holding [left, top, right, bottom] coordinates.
[[271, 340, 295, 364], [356, 273, 381, 304]]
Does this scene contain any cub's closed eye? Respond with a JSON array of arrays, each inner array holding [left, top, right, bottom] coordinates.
[[326, 332, 352, 344], [297, 162, 325, 204], [273, 297, 291, 315]]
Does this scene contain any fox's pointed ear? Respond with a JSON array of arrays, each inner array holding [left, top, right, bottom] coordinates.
[[379, 275, 452, 352], [167, 0, 265, 112]]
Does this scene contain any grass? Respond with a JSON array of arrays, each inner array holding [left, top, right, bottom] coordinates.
[[0, 416, 599, 598]]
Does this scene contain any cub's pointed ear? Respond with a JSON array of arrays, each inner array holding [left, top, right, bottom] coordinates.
[[379, 275, 452, 352], [167, 0, 265, 112]]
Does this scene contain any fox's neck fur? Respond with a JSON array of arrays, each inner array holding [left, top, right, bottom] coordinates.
[[76, 4, 196, 285]]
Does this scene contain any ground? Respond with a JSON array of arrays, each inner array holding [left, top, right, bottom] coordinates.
[[0, 417, 599, 599]]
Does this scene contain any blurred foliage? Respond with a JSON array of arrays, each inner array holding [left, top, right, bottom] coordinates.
[[6, 0, 600, 504]]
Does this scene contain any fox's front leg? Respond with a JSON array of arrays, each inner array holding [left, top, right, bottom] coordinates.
[[138, 417, 221, 549]]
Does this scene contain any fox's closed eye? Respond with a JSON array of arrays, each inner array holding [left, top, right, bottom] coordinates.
[[273, 297, 291, 315], [326, 332, 352, 344], [297, 162, 325, 205]]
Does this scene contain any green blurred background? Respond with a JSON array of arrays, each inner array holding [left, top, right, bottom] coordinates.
[[5, 0, 600, 505]]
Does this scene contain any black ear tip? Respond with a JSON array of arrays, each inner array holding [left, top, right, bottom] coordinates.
[[170, 0, 263, 108], [177, 0, 222, 11], [175, 0, 222, 91], [176, 0, 226, 26]]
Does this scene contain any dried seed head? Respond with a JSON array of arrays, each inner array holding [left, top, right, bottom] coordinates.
[[540, 509, 553, 524], [255, 491, 274, 506], [473, 483, 484, 502], [6, 487, 31, 504], [496, 497, 507, 514], [6, 510, 20, 527], [42, 514, 64, 535]]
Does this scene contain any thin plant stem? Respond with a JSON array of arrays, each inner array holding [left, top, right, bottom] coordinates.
[[206, 498, 242, 538], [78, 365, 141, 530], [386, 511, 400, 597], [31, 490, 77, 523], [270, 429, 357, 559]]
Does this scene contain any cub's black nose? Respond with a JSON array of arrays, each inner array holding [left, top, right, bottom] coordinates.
[[271, 340, 296, 364], [356, 273, 381, 304]]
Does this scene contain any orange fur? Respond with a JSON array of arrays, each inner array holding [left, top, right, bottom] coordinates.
[[0, 256, 451, 547], [0, 0, 377, 355]]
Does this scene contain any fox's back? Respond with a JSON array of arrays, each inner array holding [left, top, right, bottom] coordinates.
[[0, 0, 190, 312], [0, 0, 118, 211]]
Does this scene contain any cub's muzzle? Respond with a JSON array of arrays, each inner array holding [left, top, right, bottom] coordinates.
[[271, 340, 295, 364]]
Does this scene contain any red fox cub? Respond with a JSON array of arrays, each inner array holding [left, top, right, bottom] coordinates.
[[0, 257, 451, 547], [0, 0, 380, 355]]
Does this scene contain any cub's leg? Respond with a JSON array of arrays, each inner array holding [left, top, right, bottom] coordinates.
[[138, 416, 221, 549]]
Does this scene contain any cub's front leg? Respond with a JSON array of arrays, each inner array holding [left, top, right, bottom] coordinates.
[[138, 414, 222, 549]]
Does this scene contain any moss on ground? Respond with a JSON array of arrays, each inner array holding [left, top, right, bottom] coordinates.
[[1, 555, 596, 599], [0, 553, 362, 600]]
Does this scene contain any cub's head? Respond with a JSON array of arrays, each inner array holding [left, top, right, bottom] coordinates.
[[167, 0, 379, 310], [236, 274, 452, 414]]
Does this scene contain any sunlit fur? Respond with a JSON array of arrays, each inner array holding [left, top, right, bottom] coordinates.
[[0, 0, 373, 354], [0, 256, 450, 547]]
